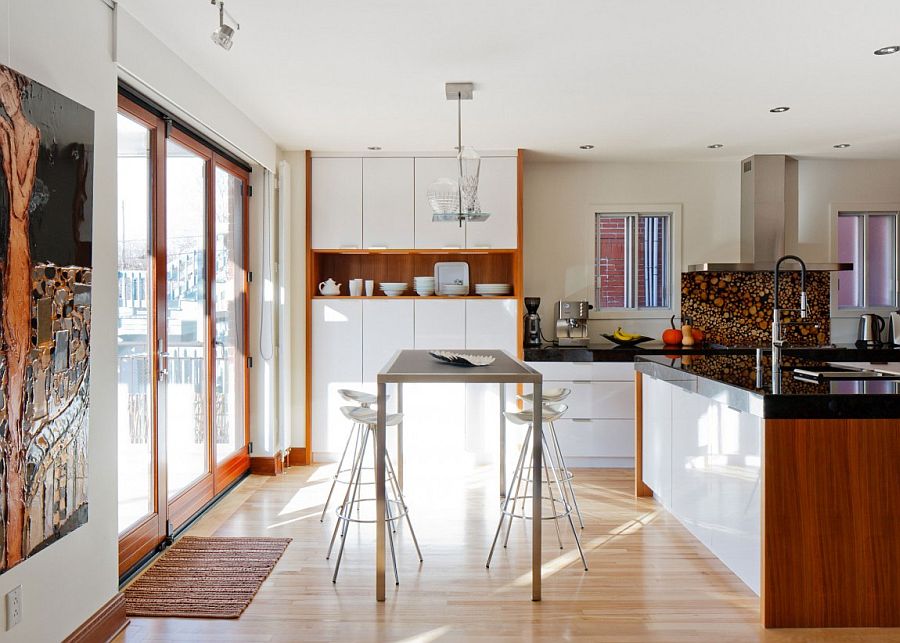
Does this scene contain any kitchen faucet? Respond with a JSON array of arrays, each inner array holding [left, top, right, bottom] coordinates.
[[769, 254, 815, 393]]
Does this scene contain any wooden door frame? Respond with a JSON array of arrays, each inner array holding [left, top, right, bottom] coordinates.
[[116, 92, 252, 577]]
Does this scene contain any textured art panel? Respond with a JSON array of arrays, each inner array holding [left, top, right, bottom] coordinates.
[[0, 63, 93, 573], [681, 271, 830, 347]]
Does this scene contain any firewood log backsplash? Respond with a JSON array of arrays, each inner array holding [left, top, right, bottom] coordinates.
[[681, 271, 831, 347]]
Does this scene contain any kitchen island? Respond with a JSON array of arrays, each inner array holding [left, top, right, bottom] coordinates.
[[634, 353, 900, 628]]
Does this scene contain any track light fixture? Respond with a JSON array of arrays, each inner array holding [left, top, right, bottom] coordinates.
[[211, 0, 240, 51]]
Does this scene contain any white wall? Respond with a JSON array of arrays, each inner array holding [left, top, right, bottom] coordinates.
[[281, 151, 308, 451], [523, 161, 740, 338], [0, 1, 119, 640]]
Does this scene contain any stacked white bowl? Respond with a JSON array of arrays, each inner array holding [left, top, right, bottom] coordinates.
[[413, 276, 435, 296], [442, 284, 469, 297], [474, 283, 511, 296], [379, 282, 408, 297]]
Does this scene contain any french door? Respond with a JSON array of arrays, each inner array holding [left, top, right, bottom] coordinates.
[[116, 93, 250, 577]]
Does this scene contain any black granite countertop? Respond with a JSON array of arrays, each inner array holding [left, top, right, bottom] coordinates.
[[525, 341, 900, 363], [634, 353, 900, 419]]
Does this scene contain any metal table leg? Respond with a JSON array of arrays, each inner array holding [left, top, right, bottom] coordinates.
[[376, 382, 387, 602], [500, 383, 506, 498], [532, 379, 542, 601], [397, 383, 404, 491]]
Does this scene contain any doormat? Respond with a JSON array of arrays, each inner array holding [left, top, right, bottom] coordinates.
[[124, 536, 291, 619]]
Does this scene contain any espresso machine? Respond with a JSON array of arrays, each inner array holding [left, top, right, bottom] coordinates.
[[555, 300, 592, 346], [523, 297, 542, 347]]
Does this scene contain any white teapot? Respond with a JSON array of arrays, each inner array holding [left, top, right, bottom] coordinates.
[[319, 278, 341, 295]]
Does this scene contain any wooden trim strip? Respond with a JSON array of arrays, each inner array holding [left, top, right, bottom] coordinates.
[[63, 592, 129, 643], [250, 451, 284, 476], [304, 150, 313, 465], [286, 447, 307, 468], [633, 372, 652, 497]]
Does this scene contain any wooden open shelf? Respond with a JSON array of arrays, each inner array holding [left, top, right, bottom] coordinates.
[[312, 249, 518, 296], [312, 295, 516, 299]]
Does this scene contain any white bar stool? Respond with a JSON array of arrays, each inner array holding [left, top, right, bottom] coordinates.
[[487, 402, 588, 571], [517, 387, 584, 529], [319, 389, 388, 523], [326, 405, 422, 584]]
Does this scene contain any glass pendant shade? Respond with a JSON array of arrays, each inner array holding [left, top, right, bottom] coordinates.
[[458, 146, 481, 214], [427, 177, 460, 217]]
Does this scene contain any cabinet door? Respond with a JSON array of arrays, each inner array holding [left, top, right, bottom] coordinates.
[[465, 298, 518, 354], [414, 157, 466, 249], [362, 157, 414, 249], [641, 375, 672, 506], [464, 299, 518, 461], [362, 299, 414, 388], [414, 299, 466, 349], [311, 300, 362, 459], [465, 156, 518, 249], [311, 157, 362, 249]]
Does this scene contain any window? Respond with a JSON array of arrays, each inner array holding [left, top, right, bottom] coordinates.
[[595, 212, 672, 309], [837, 212, 898, 309]]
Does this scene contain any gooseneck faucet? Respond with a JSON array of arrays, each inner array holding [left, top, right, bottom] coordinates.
[[771, 255, 810, 393]]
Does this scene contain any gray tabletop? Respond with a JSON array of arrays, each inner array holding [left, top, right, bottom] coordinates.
[[377, 349, 541, 383]]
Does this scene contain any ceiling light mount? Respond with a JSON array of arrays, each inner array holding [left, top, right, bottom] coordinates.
[[874, 45, 900, 55], [833, 143, 851, 149], [579, 144, 594, 150], [210, 0, 240, 51], [367, 146, 382, 151], [769, 106, 790, 113], [707, 143, 724, 149]]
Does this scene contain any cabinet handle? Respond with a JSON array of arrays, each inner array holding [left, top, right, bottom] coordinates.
[[441, 245, 461, 250], [572, 418, 592, 423], [472, 244, 492, 249], [339, 245, 360, 250], [572, 380, 592, 384], [367, 245, 388, 250]]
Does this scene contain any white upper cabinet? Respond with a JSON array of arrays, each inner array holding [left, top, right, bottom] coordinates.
[[465, 156, 518, 249], [311, 157, 362, 249], [414, 299, 466, 350], [465, 299, 518, 354], [362, 158, 414, 249], [414, 157, 466, 249]]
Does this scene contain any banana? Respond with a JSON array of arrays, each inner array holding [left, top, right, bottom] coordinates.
[[614, 327, 641, 341]]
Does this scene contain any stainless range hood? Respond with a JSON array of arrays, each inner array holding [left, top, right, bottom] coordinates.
[[688, 155, 851, 272]]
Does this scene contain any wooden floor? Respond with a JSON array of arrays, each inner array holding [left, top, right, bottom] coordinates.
[[119, 463, 900, 642]]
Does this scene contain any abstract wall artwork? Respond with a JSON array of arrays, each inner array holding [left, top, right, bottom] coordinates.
[[0, 64, 93, 573]]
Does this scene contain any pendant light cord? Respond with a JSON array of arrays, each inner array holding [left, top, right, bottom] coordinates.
[[457, 92, 463, 227]]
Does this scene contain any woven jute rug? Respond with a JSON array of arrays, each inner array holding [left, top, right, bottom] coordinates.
[[124, 536, 291, 619]]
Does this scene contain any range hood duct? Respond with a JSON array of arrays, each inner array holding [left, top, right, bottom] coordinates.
[[688, 154, 851, 272]]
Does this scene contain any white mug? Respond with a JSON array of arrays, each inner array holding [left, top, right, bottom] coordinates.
[[365, 279, 374, 297], [349, 279, 363, 297]]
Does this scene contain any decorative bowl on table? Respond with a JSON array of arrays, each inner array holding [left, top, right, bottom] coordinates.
[[601, 333, 655, 347], [429, 350, 496, 367]]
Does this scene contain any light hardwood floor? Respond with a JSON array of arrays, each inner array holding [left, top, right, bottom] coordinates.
[[119, 462, 900, 642]]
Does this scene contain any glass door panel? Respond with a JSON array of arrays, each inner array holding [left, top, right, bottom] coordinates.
[[116, 113, 155, 533], [213, 167, 246, 461], [165, 139, 209, 498]]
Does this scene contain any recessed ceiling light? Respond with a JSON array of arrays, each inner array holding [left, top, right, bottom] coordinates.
[[367, 146, 382, 150], [579, 144, 594, 150], [707, 144, 724, 149], [769, 106, 790, 113], [874, 45, 900, 55], [833, 143, 851, 148]]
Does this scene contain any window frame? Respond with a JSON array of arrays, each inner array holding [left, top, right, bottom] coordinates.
[[587, 204, 682, 320], [830, 204, 900, 318]]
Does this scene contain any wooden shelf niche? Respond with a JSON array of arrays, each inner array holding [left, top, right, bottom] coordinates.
[[311, 249, 518, 298]]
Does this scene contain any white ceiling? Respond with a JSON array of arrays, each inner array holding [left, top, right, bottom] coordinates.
[[119, 0, 900, 161]]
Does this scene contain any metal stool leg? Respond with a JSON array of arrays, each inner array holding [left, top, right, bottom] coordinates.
[[321, 421, 360, 522], [488, 425, 532, 567], [332, 427, 371, 582], [542, 445, 564, 549], [503, 426, 532, 549], [549, 420, 584, 529], [327, 430, 367, 559], [543, 431, 588, 571], [386, 450, 423, 562], [385, 492, 400, 585]]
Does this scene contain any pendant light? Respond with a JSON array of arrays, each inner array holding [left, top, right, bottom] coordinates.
[[428, 82, 489, 224]]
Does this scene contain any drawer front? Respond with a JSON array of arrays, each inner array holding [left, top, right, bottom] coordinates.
[[551, 418, 634, 458], [526, 361, 591, 381], [592, 362, 637, 381], [543, 380, 634, 419]]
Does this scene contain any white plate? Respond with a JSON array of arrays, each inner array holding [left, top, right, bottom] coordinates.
[[434, 261, 470, 295], [380, 282, 408, 288]]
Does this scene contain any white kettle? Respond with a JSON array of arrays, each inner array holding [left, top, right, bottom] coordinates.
[[319, 278, 341, 295]]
